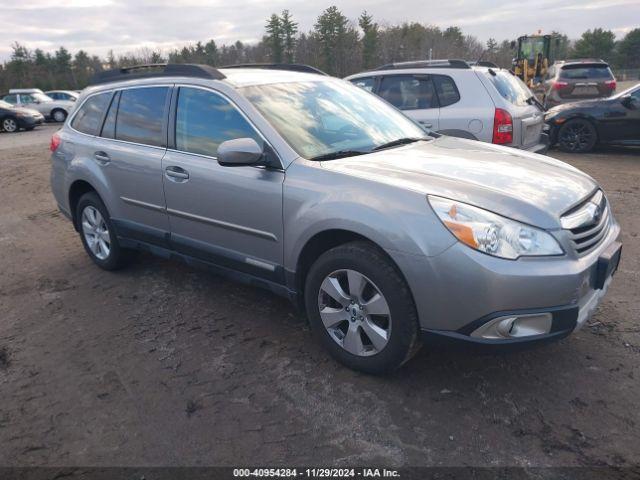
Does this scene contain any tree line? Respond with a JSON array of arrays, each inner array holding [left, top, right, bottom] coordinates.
[[1, 5, 639, 92]]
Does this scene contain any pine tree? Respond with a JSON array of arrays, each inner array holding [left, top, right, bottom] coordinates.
[[359, 11, 379, 69], [265, 13, 284, 63]]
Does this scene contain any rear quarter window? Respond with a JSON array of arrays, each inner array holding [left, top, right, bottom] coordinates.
[[350, 77, 376, 92], [115, 87, 169, 147], [433, 75, 460, 107], [71, 92, 112, 135]]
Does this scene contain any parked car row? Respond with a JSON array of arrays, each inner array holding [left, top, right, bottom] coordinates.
[[0, 88, 75, 132], [49, 63, 621, 373]]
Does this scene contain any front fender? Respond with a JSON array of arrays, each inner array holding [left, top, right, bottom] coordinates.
[[283, 159, 456, 272]]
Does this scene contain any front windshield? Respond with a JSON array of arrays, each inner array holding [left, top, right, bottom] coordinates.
[[240, 79, 427, 159]]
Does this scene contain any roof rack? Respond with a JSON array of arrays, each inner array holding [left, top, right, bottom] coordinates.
[[90, 63, 226, 85], [375, 59, 471, 71], [221, 63, 328, 76]]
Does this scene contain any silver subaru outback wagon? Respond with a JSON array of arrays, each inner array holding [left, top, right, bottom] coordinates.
[[50, 64, 621, 374]]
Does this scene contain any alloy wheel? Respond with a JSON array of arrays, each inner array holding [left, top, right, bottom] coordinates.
[[317, 269, 391, 356], [81, 206, 111, 260], [560, 121, 594, 152], [3, 118, 17, 133]]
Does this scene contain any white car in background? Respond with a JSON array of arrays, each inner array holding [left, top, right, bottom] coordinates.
[[2, 89, 75, 122], [45, 90, 80, 102]]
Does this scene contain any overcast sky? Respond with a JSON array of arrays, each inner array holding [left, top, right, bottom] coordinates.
[[1, 0, 638, 61]]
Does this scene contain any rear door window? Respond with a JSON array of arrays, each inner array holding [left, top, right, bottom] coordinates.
[[560, 64, 613, 80], [71, 92, 112, 135], [378, 75, 438, 110], [116, 87, 169, 147], [175, 87, 262, 157], [432, 75, 460, 107]]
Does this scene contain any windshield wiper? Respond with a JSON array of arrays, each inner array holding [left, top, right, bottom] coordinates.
[[526, 95, 545, 111], [310, 150, 368, 161], [372, 137, 424, 151]]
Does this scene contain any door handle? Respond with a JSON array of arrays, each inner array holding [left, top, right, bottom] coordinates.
[[165, 166, 189, 181], [419, 121, 433, 128], [94, 151, 110, 165]]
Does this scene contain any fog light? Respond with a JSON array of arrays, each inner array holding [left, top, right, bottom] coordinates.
[[471, 313, 552, 340]]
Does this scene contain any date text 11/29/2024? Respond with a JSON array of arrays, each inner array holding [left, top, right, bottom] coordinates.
[[233, 468, 400, 478]]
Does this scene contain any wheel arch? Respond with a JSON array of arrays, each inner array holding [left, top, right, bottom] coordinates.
[[292, 229, 415, 312], [68, 180, 99, 231]]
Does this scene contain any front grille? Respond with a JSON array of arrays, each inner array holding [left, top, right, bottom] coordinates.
[[562, 191, 611, 255]]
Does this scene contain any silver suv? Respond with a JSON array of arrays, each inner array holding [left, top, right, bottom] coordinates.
[[50, 64, 621, 374], [346, 60, 549, 153]]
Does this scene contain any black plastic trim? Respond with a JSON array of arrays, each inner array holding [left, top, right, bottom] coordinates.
[[457, 304, 579, 336], [90, 64, 226, 86]]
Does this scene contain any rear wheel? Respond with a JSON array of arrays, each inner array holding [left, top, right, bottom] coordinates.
[[2, 117, 18, 133], [76, 192, 133, 270], [557, 119, 597, 153], [51, 109, 67, 123], [304, 241, 421, 374]]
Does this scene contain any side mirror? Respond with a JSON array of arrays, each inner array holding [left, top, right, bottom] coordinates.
[[217, 138, 264, 167], [621, 94, 637, 109]]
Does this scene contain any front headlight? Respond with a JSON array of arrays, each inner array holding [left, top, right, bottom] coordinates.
[[428, 196, 563, 260]]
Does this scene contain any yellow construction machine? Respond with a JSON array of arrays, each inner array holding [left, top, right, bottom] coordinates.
[[512, 34, 558, 89]]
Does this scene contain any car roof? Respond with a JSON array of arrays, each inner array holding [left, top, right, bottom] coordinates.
[[346, 65, 497, 79], [219, 68, 327, 87], [9, 88, 44, 94]]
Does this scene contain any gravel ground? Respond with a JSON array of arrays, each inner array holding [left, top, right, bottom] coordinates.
[[0, 124, 638, 468]]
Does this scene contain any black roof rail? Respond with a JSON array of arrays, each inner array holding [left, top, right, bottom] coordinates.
[[375, 59, 471, 71], [90, 63, 226, 85], [221, 63, 328, 76]]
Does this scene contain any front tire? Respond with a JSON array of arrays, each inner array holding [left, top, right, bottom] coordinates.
[[557, 118, 597, 153], [304, 241, 421, 374], [2, 117, 18, 133], [76, 192, 133, 270]]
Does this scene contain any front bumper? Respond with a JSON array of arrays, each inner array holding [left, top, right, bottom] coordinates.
[[390, 219, 621, 348], [17, 115, 44, 128]]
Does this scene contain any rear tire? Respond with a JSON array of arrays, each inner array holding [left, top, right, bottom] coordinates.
[[76, 192, 133, 270], [2, 117, 18, 133], [51, 109, 67, 123], [304, 241, 421, 374], [557, 118, 597, 153]]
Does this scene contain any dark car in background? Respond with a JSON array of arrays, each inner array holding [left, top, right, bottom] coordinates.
[[0, 99, 45, 133], [545, 84, 640, 152], [542, 59, 616, 109]]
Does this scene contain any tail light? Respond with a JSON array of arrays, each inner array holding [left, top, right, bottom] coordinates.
[[492, 108, 513, 145], [50, 132, 61, 152], [552, 81, 569, 91], [604, 79, 616, 90]]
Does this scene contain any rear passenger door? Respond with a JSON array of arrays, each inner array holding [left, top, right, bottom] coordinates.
[[84, 86, 171, 245], [376, 75, 440, 130], [161, 86, 284, 283]]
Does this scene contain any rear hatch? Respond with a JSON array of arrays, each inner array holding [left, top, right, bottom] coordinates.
[[557, 63, 615, 100], [478, 68, 545, 149]]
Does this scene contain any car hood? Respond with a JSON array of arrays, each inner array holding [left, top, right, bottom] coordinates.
[[546, 98, 608, 114], [320, 136, 597, 229]]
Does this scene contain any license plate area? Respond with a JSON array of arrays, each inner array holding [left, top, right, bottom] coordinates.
[[594, 241, 622, 290]]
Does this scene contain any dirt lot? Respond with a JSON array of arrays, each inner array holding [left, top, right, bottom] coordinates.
[[0, 124, 639, 468]]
